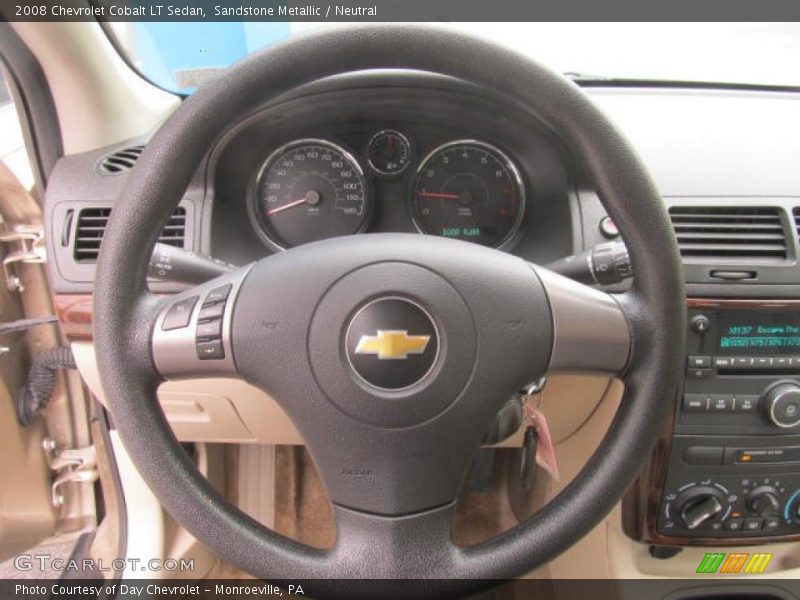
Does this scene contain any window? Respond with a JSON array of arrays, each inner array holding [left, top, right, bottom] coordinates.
[[0, 68, 34, 190], [106, 23, 800, 95]]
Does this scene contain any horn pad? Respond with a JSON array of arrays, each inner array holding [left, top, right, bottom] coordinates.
[[345, 297, 440, 391], [308, 262, 476, 428]]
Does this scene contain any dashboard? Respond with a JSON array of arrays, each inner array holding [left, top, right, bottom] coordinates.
[[43, 70, 800, 552]]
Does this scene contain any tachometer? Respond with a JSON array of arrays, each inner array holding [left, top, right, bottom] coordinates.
[[411, 140, 525, 248], [251, 139, 370, 250]]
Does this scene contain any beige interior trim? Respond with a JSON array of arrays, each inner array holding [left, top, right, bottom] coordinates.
[[73, 341, 299, 444], [539, 378, 623, 580], [109, 432, 217, 580], [10, 22, 179, 155]]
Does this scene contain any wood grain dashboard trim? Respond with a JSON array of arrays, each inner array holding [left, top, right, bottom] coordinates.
[[54, 294, 94, 340]]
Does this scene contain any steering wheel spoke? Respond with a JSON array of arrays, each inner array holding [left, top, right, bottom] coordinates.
[[534, 266, 632, 376], [151, 266, 253, 380], [330, 503, 460, 579]]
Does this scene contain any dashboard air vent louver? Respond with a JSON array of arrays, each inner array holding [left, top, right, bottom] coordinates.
[[98, 145, 144, 174], [794, 207, 800, 240], [73, 206, 186, 262], [668, 206, 788, 260]]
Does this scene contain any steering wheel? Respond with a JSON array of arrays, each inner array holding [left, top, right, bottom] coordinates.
[[94, 25, 684, 598]]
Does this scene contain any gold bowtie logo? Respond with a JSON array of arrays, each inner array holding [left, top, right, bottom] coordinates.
[[355, 330, 431, 360]]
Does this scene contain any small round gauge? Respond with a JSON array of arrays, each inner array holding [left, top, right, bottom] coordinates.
[[367, 130, 412, 176], [411, 140, 525, 248], [251, 139, 370, 249]]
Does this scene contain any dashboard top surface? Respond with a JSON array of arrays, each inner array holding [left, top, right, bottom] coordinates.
[[43, 72, 800, 295]]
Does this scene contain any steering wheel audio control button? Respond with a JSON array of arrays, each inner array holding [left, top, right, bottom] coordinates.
[[345, 297, 439, 391], [198, 302, 225, 321], [197, 339, 224, 360], [205, 284, 232, 305], [162, 296, 198, 331], [196, 318, 223, 339]]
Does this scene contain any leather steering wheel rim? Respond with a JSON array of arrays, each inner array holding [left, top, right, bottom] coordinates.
[[94, 25, 685, 598]]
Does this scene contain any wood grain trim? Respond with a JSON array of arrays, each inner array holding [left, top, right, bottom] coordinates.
[[54, 294, 93, 340], [687, 298, 800, 309]]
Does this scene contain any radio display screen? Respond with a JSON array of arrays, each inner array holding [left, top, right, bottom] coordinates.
[[717, 310, 800, 355]]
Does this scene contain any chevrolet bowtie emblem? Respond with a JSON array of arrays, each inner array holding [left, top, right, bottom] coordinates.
[[355, 330, 431, 360]]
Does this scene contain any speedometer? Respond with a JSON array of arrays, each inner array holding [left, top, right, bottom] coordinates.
[[250, 139, 370, 250], [411, 140, 525, 248]]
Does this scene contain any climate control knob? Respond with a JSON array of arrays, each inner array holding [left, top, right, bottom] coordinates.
[[762, 382, 800, 428], [746, 486, 781, 516], [675, 486, 727, 530]]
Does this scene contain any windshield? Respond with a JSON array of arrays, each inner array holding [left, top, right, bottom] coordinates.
[[107, 22, 800, 95]]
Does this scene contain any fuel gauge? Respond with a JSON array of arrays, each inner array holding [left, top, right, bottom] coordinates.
[[367, 130, 412, 177]]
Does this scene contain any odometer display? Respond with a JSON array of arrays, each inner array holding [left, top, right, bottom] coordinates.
[[251, 139, 369, 250], [411, 140, 525, 248]]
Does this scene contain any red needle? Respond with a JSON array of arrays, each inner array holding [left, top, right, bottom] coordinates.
[[266, 197, 307, 216], [417, 191, 460, 200]]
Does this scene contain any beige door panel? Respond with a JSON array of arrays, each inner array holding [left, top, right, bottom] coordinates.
[[0, 163, 58, 559], [0, 378, 55, 561]]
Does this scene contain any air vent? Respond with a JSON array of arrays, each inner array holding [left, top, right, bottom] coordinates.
[[98, 145, 144, 174], [74, 206, 186, 262], [669, 206, 788, 260], [794, 207, 800, 240]]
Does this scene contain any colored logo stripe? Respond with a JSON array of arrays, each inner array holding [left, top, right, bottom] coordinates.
[[744, 553, 773, 574], [697, 553, 725, 574], [719, 553, 748, 574], [696, 552, 772, 574]]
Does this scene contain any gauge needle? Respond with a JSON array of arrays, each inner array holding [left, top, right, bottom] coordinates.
[[417, 191, 461, 200], [266, 197, 307, 216], [266, 190, 322, 216]]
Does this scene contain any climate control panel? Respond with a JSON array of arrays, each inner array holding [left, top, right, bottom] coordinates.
[[659, 474, 800, 538]]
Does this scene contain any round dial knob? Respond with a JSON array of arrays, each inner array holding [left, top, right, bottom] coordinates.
[[746, 485, 781, 515], [762, 382, 800, 428], [675, 486, 727, 530]]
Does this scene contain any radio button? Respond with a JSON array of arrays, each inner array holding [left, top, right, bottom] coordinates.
[[683, 394, 709, 412], [690, 314, 711, 333], [710, 394, 734, 412], [755, 357, 774, 368], [713, 356, 734, 368], [734, 395, 759, 412], [775, 357, 791, 369], [687, 355, 711, 368], [734, 356, 754, 369], [689, 368, 712, 380], [763, 382, 800, 428]]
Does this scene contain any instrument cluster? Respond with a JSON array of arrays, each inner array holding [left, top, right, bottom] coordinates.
[[248, 130, 527, 252]]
